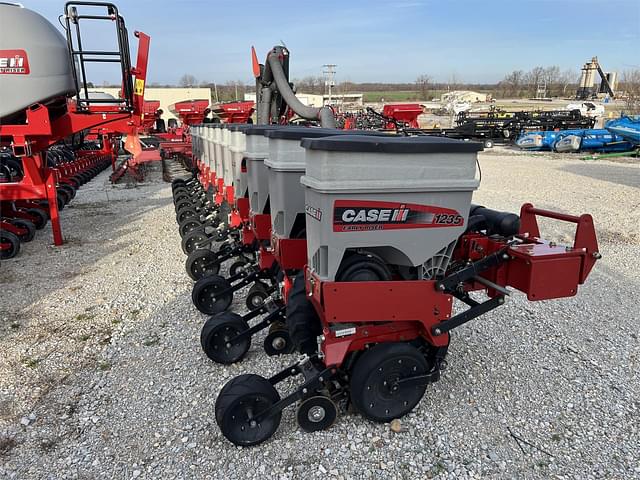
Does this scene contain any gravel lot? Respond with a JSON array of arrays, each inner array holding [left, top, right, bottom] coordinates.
[[1, 150, 638, 479]]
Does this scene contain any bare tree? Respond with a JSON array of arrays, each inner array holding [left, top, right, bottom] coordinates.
[[447, 73, 460, 91], [415, 75, 432, 100], [559, 69, 578, 97], [498, 70, 524, 98], [338, 79, 355, 95], [179, 74, 197, 87], [524, 66, 545, 97], [542, 66, 560, 96], [620, 69, 640, 114]]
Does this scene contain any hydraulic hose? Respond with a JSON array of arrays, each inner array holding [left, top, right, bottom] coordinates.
[[266, 51, 336, 128]]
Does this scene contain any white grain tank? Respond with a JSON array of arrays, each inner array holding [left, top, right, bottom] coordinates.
[[212, 124, 224, 181], [204, 124, 215, 173], [0, 3, 77, 120], [227, 124, 251, 199], [221, 125, 234, 188], [244, 125, 282, 214], [264, 127, 392, 239], [190, 125, 202, 162], [301, 135, 483, 281]]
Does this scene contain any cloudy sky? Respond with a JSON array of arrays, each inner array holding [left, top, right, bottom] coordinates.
[[27, 0, 640, 85]]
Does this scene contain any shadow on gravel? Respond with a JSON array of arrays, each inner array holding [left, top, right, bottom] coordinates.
[[559, 163, 640, 189]]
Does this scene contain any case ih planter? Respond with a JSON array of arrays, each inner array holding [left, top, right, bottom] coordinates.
[[214, 134, 600, 446], [190, 128, 388, 315]]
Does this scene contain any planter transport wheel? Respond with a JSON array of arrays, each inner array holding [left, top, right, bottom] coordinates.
[[296, 396, 338, 433], [185, 249, 221, 281], [215, 374, 282, 447], [192, 274, 233, 314], [349, 342, 429, 423], [201, 312, 251, 364]]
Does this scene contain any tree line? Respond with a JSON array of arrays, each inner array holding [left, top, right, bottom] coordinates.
[[159, 69, 639, 108]]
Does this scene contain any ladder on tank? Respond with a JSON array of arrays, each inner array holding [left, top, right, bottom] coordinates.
[[64, 1, 134, 112]]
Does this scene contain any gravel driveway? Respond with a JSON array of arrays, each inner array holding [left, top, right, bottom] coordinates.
[[1, 152, 638, 479]]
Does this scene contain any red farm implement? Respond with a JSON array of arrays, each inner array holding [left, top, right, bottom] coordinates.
[[0, 2, 149, 250], [382, 103, 423, 129], [210, 101, 256, 124]]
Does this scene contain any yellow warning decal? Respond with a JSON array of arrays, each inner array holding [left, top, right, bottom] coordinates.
[[134, 78, 145, 96]]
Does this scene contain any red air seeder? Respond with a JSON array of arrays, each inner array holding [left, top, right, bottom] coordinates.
[[0, 3, 149, 246]]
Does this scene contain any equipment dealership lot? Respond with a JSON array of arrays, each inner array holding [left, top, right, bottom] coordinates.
[[1, 150, 638, 479]]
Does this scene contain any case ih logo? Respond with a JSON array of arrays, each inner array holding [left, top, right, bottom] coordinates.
[[305, 204, 322, 221], [333, 200, 464, 232], [0, 50, 30, 74]]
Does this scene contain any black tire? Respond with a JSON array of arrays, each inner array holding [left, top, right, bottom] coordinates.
[[215, 374, 282, 446], [484, 139, 494, 149], [336, 252, 392, 282], [181, 230, 210, 255], [185, 248, 220, 281], [56, 190, 68, 210], [192, 275, 233, 314], [349, 343, 429, 423], [175, 200, 194, 212], [0, 230, 21, 259], [263, 327, 293, 356], [296, 396, 338, 433], [176, 207, 198, 224], [229, 260, 248, 277], [286, 273, 322, 355], [179, 219, 204, 237], [11, 219, 36, 242], [201, 312, 251, 364], [173, 193, 191, 205], [25, 208, 48, 229], [58, 183, 76, 200], [246, 282, 269, 310]]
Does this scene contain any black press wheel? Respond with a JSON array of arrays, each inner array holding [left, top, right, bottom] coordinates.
[[201, 312, 251, 364], [296, 396, 338, 433], [192, 274, 233, 314], [181, 230, 210, 255], [263, 324, 293, 356], [215, 374, 282, 446], [286, 272, 322, 355], [246, 281, 269, 310], [11, 219, 36, 242], [0, 230, 21, 259], [185, 248, 220, 281], [349, 342, 429, 423]]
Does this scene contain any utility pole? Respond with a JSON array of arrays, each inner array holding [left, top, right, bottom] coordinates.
[[323, 64, 336, 106]]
